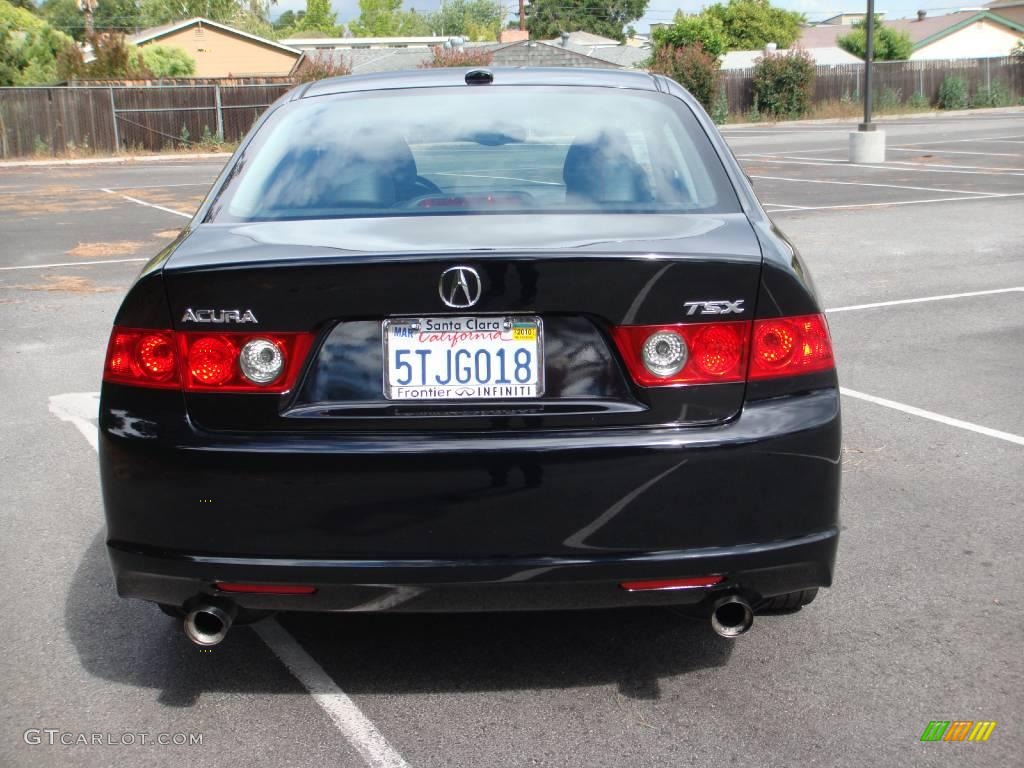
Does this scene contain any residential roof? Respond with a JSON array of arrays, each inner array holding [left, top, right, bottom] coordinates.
[[300, 66, 658, 99], [720, 46, 861, 70], [301, 47, 436, 75], [295, 39, 637, 77], [281, 36, 450, 49], [799, 10, 1024, 50], [127, 17, 301, 56]]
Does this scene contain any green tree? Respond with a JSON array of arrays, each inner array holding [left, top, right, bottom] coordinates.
[[293, 0, 337, 33], [837, 17, 913, 61], [0, 0, 73, 83], [349, 0, 432, 36], [429, 0, 502, 41], [274, 8, 300, 28], [85, 30, 149, 76], [139, 0, 241, 27], [649, 43, 720, 111], [526, 0, 648, 43], [652, 9, 727, 57], [141, 43, 195, 75], [94, 0, 141, 33], [704, 0, 804, 50]]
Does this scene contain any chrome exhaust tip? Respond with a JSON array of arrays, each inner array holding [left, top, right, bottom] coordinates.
[[183, 601, 236, 646], [710, 595, 754, 638]]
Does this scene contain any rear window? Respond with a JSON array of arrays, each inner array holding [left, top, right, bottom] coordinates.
[[209, 86, 740, 222]]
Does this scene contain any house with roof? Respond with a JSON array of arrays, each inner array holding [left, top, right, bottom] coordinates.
[[121, 17, 302, 77], [290, 31, 650, 77], [720, 45, 861, 70], [985, 0, 1024, 26], [798, 9, 1024, 60]]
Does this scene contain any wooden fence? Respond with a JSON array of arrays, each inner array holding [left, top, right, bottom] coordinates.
[[0, 82, 294, 157], [1, 56, 1022, 157], [723, 56, 1023, 114]]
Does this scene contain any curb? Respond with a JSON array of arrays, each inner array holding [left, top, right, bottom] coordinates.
[[719, 105, 1024, 130], [0, 152, 232, 169]]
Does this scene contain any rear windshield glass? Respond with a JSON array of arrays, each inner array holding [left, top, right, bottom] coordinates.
[[209, 86, 740, 222]]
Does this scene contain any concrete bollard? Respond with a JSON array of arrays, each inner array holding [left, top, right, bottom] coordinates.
[[849, 129, 886, 163]]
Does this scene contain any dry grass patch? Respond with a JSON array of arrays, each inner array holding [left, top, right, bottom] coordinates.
[[0, 185, 115, 215], [67, 241, 146, 259], [12, 275, 117, 293]]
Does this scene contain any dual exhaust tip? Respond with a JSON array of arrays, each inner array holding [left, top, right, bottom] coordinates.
[[181, 593, 755, 646]]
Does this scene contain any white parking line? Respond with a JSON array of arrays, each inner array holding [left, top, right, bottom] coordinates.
[[741, 155, 1024, 177], [0, 258, 147, 271], [89, 182, 210, 191], [841, 388, 1024, 447], [826, 287, 1024, 313], [47, 391, 412, 768], [888, 147, 1022, 158], [769, 192, 1024, 213], [749, 174, 989, 196], [101, 188, 192, 218], [255, 620, 411, 768]]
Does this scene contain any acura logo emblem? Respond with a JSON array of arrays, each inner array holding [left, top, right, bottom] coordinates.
[[439, 266, 482, 309]]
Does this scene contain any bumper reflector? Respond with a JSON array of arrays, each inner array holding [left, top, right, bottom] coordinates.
[[620, 576, 724, 592], [214, 582, 317, 595]]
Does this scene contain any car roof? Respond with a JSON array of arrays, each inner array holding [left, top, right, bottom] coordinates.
[[299, 66, 660, 99]]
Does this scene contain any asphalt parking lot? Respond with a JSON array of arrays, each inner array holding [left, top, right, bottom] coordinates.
[[1, 110, 1021, 767]]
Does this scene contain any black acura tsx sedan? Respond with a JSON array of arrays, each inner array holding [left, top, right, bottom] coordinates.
[[99, 67, 839, 646]]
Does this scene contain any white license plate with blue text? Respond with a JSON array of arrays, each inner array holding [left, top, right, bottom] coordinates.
[[383, 316, 544, 400]]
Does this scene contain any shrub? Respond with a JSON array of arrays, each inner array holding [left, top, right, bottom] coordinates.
[[937, 76, 968, 110], [294, 52, 352, 82], [752, 49, 815, 119], [419, 46, 494, 68], [141, 46, 196, 78], [746, 95, 762, 122], [86, 33, 150, 79], [971, 80, 1011, 108], [649, 43, 720, 113], [711, 88, 729, 124], [908, 91, 929, 109], [877, 86, 901, 111]]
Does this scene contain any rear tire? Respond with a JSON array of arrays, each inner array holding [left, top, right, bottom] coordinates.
[[755, 588, 818, 613]]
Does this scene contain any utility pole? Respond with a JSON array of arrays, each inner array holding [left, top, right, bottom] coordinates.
[[862, 0, 875, 130], [79, 0, 97, 38], [849, 0, 886, 163], [520, 0, 526, 31]]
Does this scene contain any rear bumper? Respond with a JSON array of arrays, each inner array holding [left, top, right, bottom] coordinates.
[[100, 387, 841, 612], [109, 528, 837, 612]]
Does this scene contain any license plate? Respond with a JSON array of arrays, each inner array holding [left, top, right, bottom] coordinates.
[[383, 316, 544, 400]]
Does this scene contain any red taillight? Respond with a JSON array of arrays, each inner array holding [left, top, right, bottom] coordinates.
[[612, 314, 834, 387], [620, 576, 724, 592], [748, 314, 834, 380], [214, 582, 317, 595], [610, 322, 750, 386], [103, 327, 314, 393], [103, 329, 180, 389]]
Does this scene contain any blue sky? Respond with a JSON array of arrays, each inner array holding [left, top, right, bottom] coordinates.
[[270, 1, 990, 32]]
